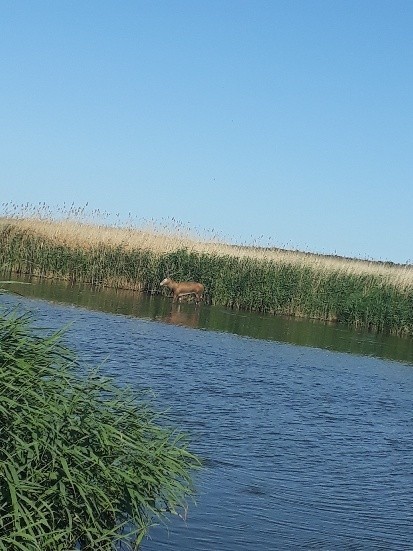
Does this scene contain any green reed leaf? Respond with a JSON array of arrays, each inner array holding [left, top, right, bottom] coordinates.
[[0, 310, 199, 549]]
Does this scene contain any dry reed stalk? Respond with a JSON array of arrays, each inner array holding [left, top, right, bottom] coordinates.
[[1, 216, 412, 291]]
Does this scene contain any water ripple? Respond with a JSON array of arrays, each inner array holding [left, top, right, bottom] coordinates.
[[1, 293, 413, 550]]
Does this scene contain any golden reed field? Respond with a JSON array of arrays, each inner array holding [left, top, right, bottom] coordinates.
[[2, 214, 413, 289], [1, 203, 413, 334]]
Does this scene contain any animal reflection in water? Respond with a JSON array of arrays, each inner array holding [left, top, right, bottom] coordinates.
[[160, 277, 204, 304], [164, 303, 201, 329]]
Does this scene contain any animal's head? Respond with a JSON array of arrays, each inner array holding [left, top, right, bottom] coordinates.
[[160, 277, 171, 286]]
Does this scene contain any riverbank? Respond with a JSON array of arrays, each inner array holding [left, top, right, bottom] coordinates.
[[1, 216, 413, 335]]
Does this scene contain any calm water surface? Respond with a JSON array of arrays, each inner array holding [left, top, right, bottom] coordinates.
[[1, 280, 413, 550]]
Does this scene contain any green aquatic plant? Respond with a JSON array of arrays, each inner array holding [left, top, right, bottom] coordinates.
[[1, 219, 413, 334], [0, 311, 199, 550]]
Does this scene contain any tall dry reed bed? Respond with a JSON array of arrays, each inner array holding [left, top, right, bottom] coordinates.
[[1, 218, 413, 335], [0, 309, 199, 550]]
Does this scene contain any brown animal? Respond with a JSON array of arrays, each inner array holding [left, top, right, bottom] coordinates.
[[160, 277, 204, 303]]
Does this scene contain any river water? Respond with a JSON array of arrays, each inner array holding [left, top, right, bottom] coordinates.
[[1, 279, 413, 550]]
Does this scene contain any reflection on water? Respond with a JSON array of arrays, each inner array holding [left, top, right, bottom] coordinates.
[[164, 303, 201, 329], [3, 276, 413, 365]]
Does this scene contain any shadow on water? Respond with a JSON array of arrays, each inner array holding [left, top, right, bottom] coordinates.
[[2, 276, 413, 365]]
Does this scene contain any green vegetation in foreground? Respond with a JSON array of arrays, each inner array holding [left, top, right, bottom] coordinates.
[[1, 222, 413, 335], [0, 310, 199, 550]]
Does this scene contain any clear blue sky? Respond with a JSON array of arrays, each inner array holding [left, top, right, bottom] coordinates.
[[1, 1, 412, 263]]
